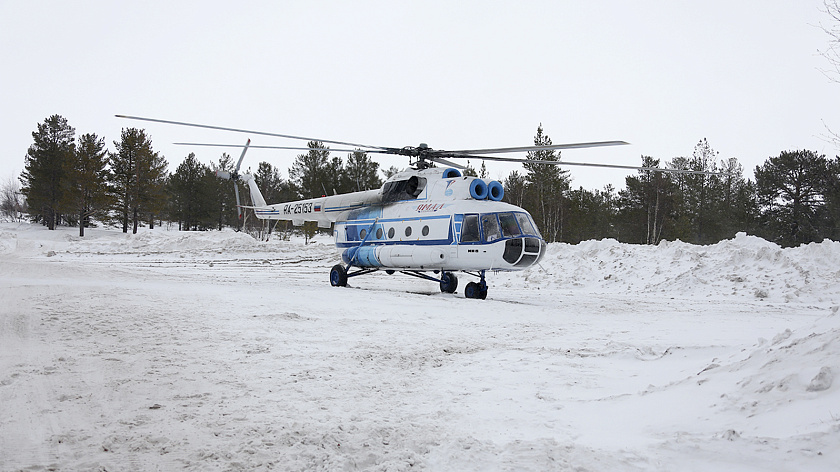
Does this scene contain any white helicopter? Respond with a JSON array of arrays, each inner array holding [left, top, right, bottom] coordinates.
[[117, 115, 716, 299]]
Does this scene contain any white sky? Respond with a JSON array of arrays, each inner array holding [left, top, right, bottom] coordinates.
[[2, 0, 838, 192]]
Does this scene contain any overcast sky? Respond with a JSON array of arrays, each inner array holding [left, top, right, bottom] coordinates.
[[2, 0, 838, 192]]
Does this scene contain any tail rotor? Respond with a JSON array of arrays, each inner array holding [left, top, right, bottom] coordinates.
[[216, 139, 251, 227]]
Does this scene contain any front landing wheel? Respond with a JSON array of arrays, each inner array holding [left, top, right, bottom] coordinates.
[[465, 281, 488, 299], [330, 264, 348, 287]]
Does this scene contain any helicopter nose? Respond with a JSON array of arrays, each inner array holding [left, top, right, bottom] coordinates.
[[502, 236, 546, 268]]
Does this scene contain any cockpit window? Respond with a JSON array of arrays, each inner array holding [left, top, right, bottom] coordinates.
[[499, 212, 521, 237], [461, 214, 480, 242], [481, 214, 502, 242], [459, 211, 541, 244], [515, 212, 540, 237]]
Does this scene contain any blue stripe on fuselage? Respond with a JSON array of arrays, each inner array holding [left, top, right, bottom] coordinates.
[[335, 239, 452, 249], [338, 214, 451, 225], [336, 214, 453, 248]]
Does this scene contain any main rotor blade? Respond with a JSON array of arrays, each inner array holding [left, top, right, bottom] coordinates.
[[116, 115, 390, 151], [458, 153, 729, 176], [235, 139, 251, 172], [450, 141, 630, 155], [427, 157, 466, 170], [174, 142, 364, 154]]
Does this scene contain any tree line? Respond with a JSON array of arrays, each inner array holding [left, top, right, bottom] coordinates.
[[15, 115, 168, 236], [10, 114, 384, 236], [7, 115, 840, 248], [505, 126, 840, 248]]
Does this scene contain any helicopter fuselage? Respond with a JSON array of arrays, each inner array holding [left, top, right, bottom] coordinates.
[[246, 167, 547, 274]]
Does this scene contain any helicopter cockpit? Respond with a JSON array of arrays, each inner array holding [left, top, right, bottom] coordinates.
[[458, 211, 545, 268]]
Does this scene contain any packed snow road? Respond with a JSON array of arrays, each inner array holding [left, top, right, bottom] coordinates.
[[1, 223, 838, 471]]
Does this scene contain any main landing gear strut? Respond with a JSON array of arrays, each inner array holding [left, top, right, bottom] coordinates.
[[329, 265, 489, 300]]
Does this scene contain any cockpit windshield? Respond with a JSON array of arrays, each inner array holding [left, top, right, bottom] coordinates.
[[498, 213, 521, 237], [481, 214, 502, 242], [459, 211, 542, 243], [515, 212, 540, 237]]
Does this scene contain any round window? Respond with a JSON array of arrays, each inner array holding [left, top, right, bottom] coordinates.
[[376, 228, 383, 239], [422, 225, 430, 236], [388, 227, 395, 239], [360, 229, 367, 239], [405, 226, 412, 237]]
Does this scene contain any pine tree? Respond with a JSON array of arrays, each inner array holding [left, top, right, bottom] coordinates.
[[289, 141, 331, 199], [62, 133, 111, 236], [325, 155, 346, 195], [144, 150, 169, 230], [522, 125, 570, 242], [110, 128, 168, 233], [210, 153, 236, 230], [478, 161, 489, 179], [170, 153, 212, 230], [462, 161, 478, 177], [665, 139, 740, 244], [665, 139, 717, 243], [824, 156, 840, 240], [618, 156, 675, 244], [755, 150, 830, 246], [256, 161, 294, 204], [566, 186, 620, 243], [20, 115, 76, 230], [503, 170, 527, 208], [344, 150, 382, 191], [716, 157, 757, 239]]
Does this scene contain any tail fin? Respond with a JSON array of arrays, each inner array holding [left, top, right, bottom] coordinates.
[[241, 173, 267, 207]]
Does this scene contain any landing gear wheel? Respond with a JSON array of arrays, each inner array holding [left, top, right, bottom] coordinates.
[[465, 281, 479, 299], [330, 264, 348, 287], [440, 272, 458, 293], [465, 280, 488, 299]]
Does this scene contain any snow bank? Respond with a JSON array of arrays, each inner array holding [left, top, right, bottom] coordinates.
[[67, 229, 263, 254], [5, 223, 840, 304], [6, 223, 840, 303], [519, 232, 840, 303]]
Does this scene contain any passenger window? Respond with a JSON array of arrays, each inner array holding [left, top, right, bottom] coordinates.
[[481, 214, 502, 241], [360, 229, 367, 239], [499, 213, 521, 237], [461, 215, 480, 243], [422, 225, 430, 236], [388, 227, 395, 239], [376, 228, 383, 239], [405, 226, 412, 237]]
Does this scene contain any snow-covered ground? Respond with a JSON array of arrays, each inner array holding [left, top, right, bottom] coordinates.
[[1, 222, 838, 471]]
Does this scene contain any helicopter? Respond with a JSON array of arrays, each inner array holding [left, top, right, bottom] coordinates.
[[116, 115, 719, 299]]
